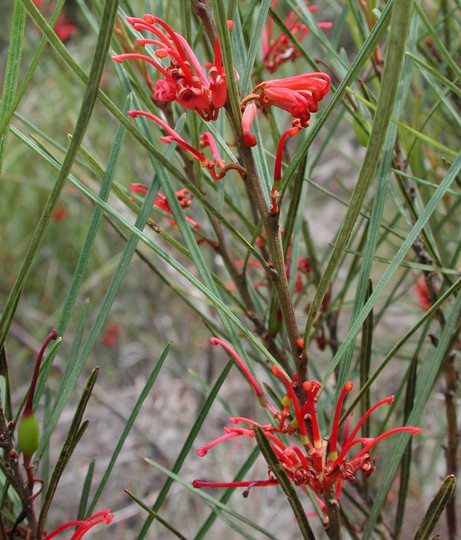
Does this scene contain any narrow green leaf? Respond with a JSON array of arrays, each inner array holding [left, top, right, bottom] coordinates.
[[0, 2, 26, 173], [343, 275, 461, 420], [0, 0, 120, 351], [20, 5, 263, 270], [405, 52, 461, 98], [414, 2, 461, 80], [125, 490, 188, 540], [77, 459, 95, 520], [144, 458, 278, 540], [413, 476, 456, 540], [253, 426, 316, 540], [103, 216, 228, 335], [415, 65, 461, 128], [240, 0, 272, 94], [304, 0, 415, 358], [0, 346, 12, 421], [321, 150, 461, 389], [10, 124, 281, 370], [250, 118, 272, 202], [37, 368, 99, 533], [283, 0, 394, 189], [359, 280, 373, 439], [55, 95, 131, 339], [194, 446, 260, 539], [349, 90, 458, 157], [341, 248, 459, 275], [209, 0, 241, 123], [37, 301, 90, 457], [394, 355, 418, 538], [363, 289, 461, 538], [0, 0, 66, 140], [86, 343, 172, 516], [336, 7, 416, 391], [229, 9, 247, 84], [121, 79, 264, 391], [137, 359, 233, 539], [285, 157, 308, 295]]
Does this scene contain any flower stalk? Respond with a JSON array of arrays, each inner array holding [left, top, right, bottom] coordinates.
[[42, 509, 114, 539]]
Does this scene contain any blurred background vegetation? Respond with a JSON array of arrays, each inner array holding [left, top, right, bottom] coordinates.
[[1, 0, 460, 538]]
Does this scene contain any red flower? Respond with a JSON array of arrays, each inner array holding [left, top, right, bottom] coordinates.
[[298, 257, 311, 274], [43, 509, 114, 540], [33, 0, 77, 42], [127, 110, 244, 181], [414, 275, 440, 311], [262, 1, 332, 73], [113, 15, 229, 120], [102, 322, 121, 347], [52, 13, 78, 42], [130, 183, 202, 233], [128, 111, 226, 180], [193, 339, 421, 505], [52, 206, 68, 222], [241, 73, 329, 213], [241, 72, 331, 147]]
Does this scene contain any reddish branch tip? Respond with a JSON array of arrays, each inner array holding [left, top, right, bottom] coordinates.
[[24, 329, 58, 415]]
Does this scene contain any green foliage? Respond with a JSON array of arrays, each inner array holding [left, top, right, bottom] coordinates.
[[0, 0, 459, 538]]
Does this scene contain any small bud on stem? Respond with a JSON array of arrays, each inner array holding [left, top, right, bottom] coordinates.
[[18, 329, 58, 491]]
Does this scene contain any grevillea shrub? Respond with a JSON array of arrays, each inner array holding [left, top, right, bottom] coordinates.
[[0, 0, 459, 538]]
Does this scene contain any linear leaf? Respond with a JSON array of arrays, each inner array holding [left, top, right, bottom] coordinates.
[[254, 426, 316, 540], [321, 150, 461, 386], [125, 490, 188, 540], [86, 343, 171, 516], [37, 368, 99, 533], [303, 1, 415, 361], [144, 458, 279, 540], [412, 476, 457, 540], [363, 289, 461, 538], [0, 0, 120, 350], [137, 359, 232, 538], [0, 1, 26, 173]]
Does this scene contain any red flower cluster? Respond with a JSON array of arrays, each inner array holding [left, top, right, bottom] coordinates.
[[194, 339, 421, 510], [241, 73, 331, 147], [241, 72, 330, 213], [262, 1, 332, 73], [113, 15, 230, 121], [130, 182, 201, 233]]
